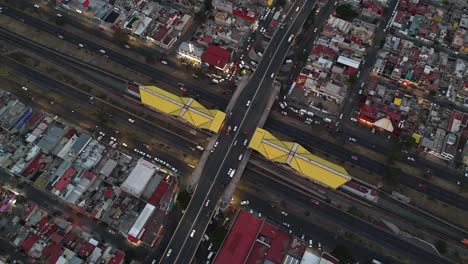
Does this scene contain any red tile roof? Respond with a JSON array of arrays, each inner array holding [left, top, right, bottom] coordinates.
[[21, 233, 39, 252], [42, 242, 63, 264], [54, 168, 75, 191], [201, 45, 232, 70], [21, 153, 44, 177], [147, 181, 169, 206], [78, 242, 95, 258], [108, 250, 125, 264], [215, 211, 263, 264], [260, 223, 290, 263], [310, 44, 337, 58]]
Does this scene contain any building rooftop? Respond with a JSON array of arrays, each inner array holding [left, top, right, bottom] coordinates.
[[215, 210, 263, 264], [121, 158, 157, 197], [139, 85, 226, 133], [249, 128, 351, 189]]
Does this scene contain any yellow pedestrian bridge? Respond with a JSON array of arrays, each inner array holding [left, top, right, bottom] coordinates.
[[139, 85, 226, 133], [249, 128, 351, 189]]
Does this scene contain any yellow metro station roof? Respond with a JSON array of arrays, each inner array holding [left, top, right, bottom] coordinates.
[[139, 85, 226, 133], [249, 128, 351, 189]]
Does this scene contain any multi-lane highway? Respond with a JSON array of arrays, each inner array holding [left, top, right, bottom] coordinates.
[[2, 5, 468, 210], [266, 119, 468, 211], [1, 54, 193, 175], [240, 167, 453, 264], [3, 1, 464, 192], [160, 1, 317, 263], [1, 6, 229, 108]]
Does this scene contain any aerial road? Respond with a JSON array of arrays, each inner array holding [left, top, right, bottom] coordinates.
[[160, 1, 318, 263], [1, 55, 193, 175], [1, 6, 464, 188]]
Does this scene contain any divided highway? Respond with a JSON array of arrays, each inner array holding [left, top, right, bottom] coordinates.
[[2, 8, 467, 213], [160, 1, 317, 263]]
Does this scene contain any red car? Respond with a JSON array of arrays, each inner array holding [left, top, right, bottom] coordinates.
[[351, 155, 359, 161], [179, 83, 187, 92], [310, 198, 320, 205], [418, 183, 428, 189]]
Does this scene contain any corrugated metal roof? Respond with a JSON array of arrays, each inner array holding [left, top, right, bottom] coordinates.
[[139, 85, 226, 132], [250, 128, 351, 189]]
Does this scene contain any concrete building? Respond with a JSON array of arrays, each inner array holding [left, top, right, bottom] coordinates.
[[121, 158, 158, 197], [177, 41, 204, 64]]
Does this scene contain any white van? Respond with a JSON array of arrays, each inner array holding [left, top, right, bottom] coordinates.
[[207, 251, 214, 260], [228, 168, 236, 178]]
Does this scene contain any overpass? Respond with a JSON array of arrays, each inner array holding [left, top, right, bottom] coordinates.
[[249, 128, 351, 189], [139, 85, 226, 133], [160, 0, 319, 263]]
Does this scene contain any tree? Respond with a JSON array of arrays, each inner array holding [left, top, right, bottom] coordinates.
[[145, 55, 155, 64], [347, 74, 358, 85], [55, 16, 65, 26], [335, 4, 358, 21], [124, 249, 136, 263], [276, 0, 286, 8], [211, 225, 228, 249], [435, 240, 447, 254], [204, 0, 213, 12], [113, 29, 129, 45], [383, 167, 401, 187], [177, 190, 191, 210], [15, 195, 26, 204], [428, 90, 437, 97], [331, 245, 355, 264]]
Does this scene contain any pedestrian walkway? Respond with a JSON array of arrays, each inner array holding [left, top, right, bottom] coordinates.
[[249, 127, 351, 189]]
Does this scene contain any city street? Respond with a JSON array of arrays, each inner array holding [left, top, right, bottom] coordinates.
[[239, 168, 453, 264], [0, 56, 195, 176]]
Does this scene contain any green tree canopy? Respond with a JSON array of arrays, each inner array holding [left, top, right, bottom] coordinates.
[[331, 245, 355, 264], [335, 4, 358, 21]]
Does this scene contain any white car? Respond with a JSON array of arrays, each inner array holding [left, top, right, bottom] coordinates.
[[350, 117, 357, 122], [246, 100, 251, 106], [407, 157, 416, 162], [214, 141, 219, 148], [99, 49, 106, 54], [58, 35, 64, 39], [281, 211, 288, 216], [161, 60, 168, 65], [166, 249, 172, 257], [313, 27, 318, 33], [121, 143, 128, 147], [128, 118, 135, 123], [78, 43, 84, 48], [240, 200, 249, 205], [124, 44, 130, 49], [233, 126, 238, 132], [348, 137, 357, 142], [238, 154, 243, 160], [308, 239, 313, 247], [21, 86, 28, 91], [243, 139, 249, 146], [282, 222, 290, 227], [190, 229, 196, 237]]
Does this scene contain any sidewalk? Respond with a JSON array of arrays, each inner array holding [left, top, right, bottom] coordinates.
[[187, 75, 252, 189], [219, 80, 281, 209]]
